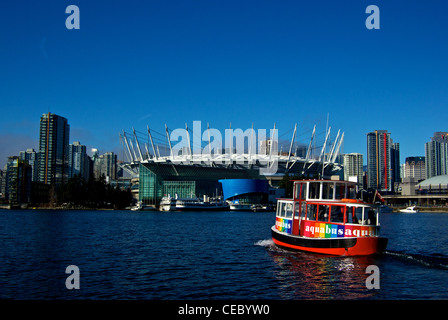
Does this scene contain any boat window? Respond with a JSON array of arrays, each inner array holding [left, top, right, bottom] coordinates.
[[317, 205, 330, 222], [285, 202, 293, 218], [276, 202, 284, 217], [294, 183, 302, 200], [309, 182, 320, 200], [307, 204, 317, 220], [330, 205, 344, 223], [300, 184, 306, 201], [347, 185, 356, 199], [354, 207, 364, 224], [322, 183, 334, 200], [301, 203, 306, 219], [366, 208, 377, 225], [335, 184, 345, 200], [345, 206, 355, 224]]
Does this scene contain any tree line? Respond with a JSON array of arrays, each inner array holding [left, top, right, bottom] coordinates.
[[57, 174, 132, 209]]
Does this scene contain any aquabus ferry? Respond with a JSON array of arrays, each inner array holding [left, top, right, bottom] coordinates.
[[271, 179, 388, 256]]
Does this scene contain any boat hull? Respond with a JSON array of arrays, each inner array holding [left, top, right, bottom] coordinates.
[[271, 227, 388, 256]]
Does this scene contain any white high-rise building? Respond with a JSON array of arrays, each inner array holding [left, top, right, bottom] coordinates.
[[343, 153, 364, 186], [425, 132, 448, 179]]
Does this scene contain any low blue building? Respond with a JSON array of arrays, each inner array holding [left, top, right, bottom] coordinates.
[[219, 179, 269, 206]]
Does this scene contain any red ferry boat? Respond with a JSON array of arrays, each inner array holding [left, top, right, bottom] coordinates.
[[271, 179, 388, 256]]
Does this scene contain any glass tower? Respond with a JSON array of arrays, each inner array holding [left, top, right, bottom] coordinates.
[[367, 130, 392, 192], [38, 113, 70, 187]]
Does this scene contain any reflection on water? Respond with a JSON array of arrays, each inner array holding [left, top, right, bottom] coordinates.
[[263, 241, 382, 299]]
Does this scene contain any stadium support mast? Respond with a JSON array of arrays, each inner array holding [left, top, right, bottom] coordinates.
[[133, 127, 144, 161], [305, 125, 316, 161], [147, 125, 157, 160]]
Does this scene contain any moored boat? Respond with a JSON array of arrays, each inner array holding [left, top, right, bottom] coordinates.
[[271, 179, 388, 256], [399, 206, 419, 213], [130, 201, 156, 211], [175, 195, 229, 211]]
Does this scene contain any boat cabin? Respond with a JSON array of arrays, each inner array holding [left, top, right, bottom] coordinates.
[[275, 180, 380, 239], [293, 179, 357, 202]]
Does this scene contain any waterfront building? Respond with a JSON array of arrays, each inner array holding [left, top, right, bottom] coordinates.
[[121, 123, 344, 206], [19, 148, 39, 182], [367, 130, 399, 192], [68, 141, 90, 180], [139, 163, 263, 206], [342, 153, 364, 187], [0, 169, 4, 198], [5, 156, 32, 206], [93, 151, 117, 183], [404, 156, 426, 182], [219, 179, 269, 205], [38, 113, 70, 187], [425, 132, 448, 179]]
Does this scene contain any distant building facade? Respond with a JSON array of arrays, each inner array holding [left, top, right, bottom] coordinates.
[[404, 156, 426, 182], [93, 151, 117, 183], [343, 153, 364, 186], [367, 130, 400, 192], [68, 141, 91, 180], [5, 156, 32, 205], [38, 113, 70, 187], [19, 148, 39, 182], [425, 132, 448, 179]]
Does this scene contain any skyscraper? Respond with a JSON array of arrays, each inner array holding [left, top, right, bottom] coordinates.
[[68, 141, 90, 180], [93, 151, 117, 183], [404, 156, 426, 182], [38, 113, 70, 187], [425, 132, 448, 179], [343, 153, 364, 186], [367, 130, 399, 192], [19, 148, 39, 182]]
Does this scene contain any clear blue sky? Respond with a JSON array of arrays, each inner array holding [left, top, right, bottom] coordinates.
[[0, 0, 447, 169]]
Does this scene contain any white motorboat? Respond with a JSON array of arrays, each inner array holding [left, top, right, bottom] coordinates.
[[159, 194, 177, 211], [399, 206, 419, 213], [130, 201, 156, 211]]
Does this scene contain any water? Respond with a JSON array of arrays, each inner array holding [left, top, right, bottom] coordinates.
[[0, 209, 448, 300]]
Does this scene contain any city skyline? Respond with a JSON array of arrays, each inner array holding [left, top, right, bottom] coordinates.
[[1, 1, 447, 169]]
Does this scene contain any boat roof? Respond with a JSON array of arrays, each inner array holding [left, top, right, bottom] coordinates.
[[276, 198, 375, 207]]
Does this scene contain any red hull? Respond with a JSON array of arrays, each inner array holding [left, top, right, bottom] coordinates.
[[272, 228, 388, 256]]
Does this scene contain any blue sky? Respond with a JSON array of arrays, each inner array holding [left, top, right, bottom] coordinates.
[[0, 0, 447, 168]]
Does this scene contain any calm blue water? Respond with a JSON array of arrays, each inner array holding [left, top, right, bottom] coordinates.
[[0, 209, 447, 300]]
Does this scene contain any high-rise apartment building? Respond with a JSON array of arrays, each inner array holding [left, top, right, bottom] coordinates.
[[38, 113, 70, 187], [343, 153, 364, 186], [5, 156, 32, 205], [19, 148, 39, 182], [93, 151, 117, 183], [367, 130, 399, 192], [404, 156, 426, 182], [425, 132, 448, 179], [68, 141, 91, 181]]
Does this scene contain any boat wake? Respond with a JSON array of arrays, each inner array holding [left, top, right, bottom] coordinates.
[[385, 250, 448, 270], [254, 239, 274, 248]]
